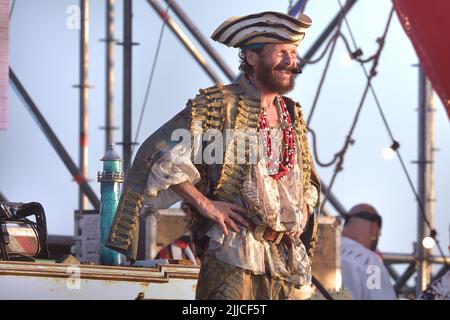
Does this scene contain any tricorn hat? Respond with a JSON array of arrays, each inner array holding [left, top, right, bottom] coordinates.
[[211, 11, 312, 48]]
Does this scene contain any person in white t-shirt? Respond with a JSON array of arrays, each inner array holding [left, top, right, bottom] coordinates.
[[341, 204, 396, 300]]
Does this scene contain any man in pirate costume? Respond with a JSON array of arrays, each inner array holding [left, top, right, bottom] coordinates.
[[106, 11, 320, 300]]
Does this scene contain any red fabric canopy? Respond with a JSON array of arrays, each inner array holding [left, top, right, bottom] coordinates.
[[394, 0, 450, 119]]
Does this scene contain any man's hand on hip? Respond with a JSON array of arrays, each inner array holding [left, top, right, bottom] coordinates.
[[170, 181, 249, 235], [197, 200, 250, 235]]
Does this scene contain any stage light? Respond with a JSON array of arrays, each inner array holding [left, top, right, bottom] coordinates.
[[382, 141, 400, 160], [422, 236, 435, 249], [340, 52, 352, 67], [382, 147, 395, 160]]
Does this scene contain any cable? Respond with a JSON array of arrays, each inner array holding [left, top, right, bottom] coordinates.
[[305, 31, 374, 129], [306, 26, 343, 125], [15, 218, 41, 258], [9, 0, 16, 19], [11, 202, 49, 259], [304, 8, 349, 167], [320, 6, 395, 213], [23, 219, 41, 258], [1, 218, 42, 260], [338, 0, 397, 139], [308, 127, 341, 167], [307, 6, 392, 168], [338, 32, 374, 63], [312, 275, 334, 300], [131, 4, 169, 157], [320, 80, 371, 211], [300, 34, 337, 66], [337, 0, 449, 268]]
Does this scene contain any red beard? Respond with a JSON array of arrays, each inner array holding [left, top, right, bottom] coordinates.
[[255, 60, 296, 95]]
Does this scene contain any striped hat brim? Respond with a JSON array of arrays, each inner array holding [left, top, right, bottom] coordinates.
[[211, 11, 312, 48]]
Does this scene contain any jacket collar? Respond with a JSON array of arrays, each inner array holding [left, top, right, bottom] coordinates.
[[239, 75, 262, 101]]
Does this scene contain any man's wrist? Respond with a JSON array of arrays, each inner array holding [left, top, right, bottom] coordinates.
[[170, 181, 209, 212], [195, 195, 211, 213]]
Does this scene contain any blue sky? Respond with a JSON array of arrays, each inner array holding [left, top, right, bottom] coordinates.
[[1, 0, 449, 268]]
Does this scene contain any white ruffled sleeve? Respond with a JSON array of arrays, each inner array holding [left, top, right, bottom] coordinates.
[[145, 142, 201, 208]]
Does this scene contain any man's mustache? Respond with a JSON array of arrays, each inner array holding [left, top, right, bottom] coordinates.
[[274, 64, 302, 74]]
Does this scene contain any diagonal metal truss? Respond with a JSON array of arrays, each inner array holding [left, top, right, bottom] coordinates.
[[8, 68, 100, 210]]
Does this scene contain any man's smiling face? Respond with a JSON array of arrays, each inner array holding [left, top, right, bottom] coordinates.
[[251, 43, 299, 95]]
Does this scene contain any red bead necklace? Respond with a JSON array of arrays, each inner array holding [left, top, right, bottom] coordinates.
[[259, 96, 296, 180]]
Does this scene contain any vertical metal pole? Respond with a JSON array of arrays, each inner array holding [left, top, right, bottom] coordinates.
[[416, 66, 435, 295], [105, 0, 115, 149], [79, 0, 89, 211], [122, 0, 133, 172]]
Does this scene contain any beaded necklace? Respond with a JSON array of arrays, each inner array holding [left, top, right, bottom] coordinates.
[[259, 96, 296, 180]]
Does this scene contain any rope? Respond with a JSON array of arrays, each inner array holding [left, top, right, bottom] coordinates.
[[9, 0, 16, 19], [306, 14, 344, 126], [320, 6, 395, 213], [131, 4, 169, 157]]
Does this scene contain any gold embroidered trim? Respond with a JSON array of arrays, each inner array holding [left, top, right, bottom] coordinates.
[[294, 102, 313, 194], [189, 84, 226, 138], [253, 225, 266, 242], [108, 189, 143, 250], [293, 102, 321, 258], [213, 97, 262, 199]]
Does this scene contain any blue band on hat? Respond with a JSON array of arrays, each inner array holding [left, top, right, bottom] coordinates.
[[241, 43, 266, 50]]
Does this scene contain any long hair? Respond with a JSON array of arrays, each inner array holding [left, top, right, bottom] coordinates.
[[238, 47, 264, 78]]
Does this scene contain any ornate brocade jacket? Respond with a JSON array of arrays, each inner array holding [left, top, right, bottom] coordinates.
[[106, 77, 320, 284]]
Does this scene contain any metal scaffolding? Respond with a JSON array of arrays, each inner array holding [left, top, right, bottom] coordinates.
[[416, 66, 435, 294], [121, 0, 135, 172], [147, 0, 222, 83], [103, 0, 116, 150], [5, 0, 449, 299], [163, 0, 236, 82], [78, 0, 90, 211], [380, 67, 449, 298]]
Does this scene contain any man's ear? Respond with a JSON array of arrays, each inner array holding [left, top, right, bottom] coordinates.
[[369, 223, 379, 240], [246, 50, 259, 67]]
